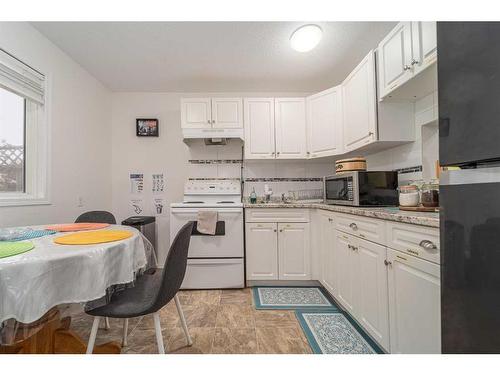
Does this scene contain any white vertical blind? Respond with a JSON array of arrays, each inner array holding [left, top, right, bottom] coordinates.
[[0, 49, 44, 105]]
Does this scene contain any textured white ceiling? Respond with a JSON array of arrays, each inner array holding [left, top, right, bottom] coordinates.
[[31, 22, 396, 92]]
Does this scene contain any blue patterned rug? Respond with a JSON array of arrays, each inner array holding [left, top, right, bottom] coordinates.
[[253, 286, 337, 310], [296, 310, 383, 354]]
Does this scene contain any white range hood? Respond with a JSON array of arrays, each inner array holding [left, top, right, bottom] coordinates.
[[182, 127, 244, 143]]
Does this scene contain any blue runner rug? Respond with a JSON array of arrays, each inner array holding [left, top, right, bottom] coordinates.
[[295, 310, 383, 354], [253, 286, 338, 310]]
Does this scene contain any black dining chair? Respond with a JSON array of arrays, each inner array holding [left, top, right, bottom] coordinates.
[[75, 210, 117, 331], [75, 210, 117, 224], [85, 222, 194, 354]]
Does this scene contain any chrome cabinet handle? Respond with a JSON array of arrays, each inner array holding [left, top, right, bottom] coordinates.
[[419, 240, 437, 250], [349, 223, 358, 230], [279, 229, 283, 232], [411, 58, 419, 65], [273, 229, 277, 232], [384, 260, 392, 266], [403, 64, 411, 71]]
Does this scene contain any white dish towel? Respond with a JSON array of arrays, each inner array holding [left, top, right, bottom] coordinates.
[[197, 211, 218, 235]]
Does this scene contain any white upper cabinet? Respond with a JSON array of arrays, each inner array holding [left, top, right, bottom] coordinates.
[[181, 98, 212, 129], [378, 22, 413, 99], [411, 22, 437, 75], [275, 98, 307, 159], [244, 98, 275, 159], [306, 86, 343, 158], [378, 21, 438, 100], [211, 98, 243, 129], [181, 97, 242, 129], [342, 50, 378, 152]]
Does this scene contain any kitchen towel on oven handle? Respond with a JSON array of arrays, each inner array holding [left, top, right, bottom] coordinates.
[[196, 211, 218, 235]]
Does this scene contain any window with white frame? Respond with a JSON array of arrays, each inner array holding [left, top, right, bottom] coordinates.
[[0, 49, 48, 206]]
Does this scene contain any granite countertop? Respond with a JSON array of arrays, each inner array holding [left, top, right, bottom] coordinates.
[[243, 202, 439, 228]]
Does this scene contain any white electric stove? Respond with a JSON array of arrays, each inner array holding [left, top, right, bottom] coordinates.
[[170, 179, 244, 289]]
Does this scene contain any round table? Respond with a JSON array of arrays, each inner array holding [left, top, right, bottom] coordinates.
[[0, 225, 153, 353]]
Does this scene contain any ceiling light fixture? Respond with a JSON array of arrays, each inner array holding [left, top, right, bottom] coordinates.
[[290, 24, 323, 52]]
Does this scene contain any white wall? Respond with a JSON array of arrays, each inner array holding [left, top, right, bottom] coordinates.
[[0, 22, 112, 227], [110, 92, 334, 264], [364, 91, 439, 183]]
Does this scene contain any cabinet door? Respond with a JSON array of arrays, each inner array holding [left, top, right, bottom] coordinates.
[[211, 98, 243, 129], [320, 212, 337, 297], [181, 98, 212, 129], [245, 222, 278, 280], [275, 98, 307, 159], [355, 238, 390, 351], [387, 248, 441, 353], [278, 223, 311, 280], [377, 22, 413, 99], [306, 86, 343, 158], [342, 51, 378, 152], [244, 98, 276, 159], [335, 231, 356, 314], [411, 22, 437, 75]]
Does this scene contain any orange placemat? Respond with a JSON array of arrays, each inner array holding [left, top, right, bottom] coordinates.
[[45, 223, 111, 232], [54, 230, 133, 245]]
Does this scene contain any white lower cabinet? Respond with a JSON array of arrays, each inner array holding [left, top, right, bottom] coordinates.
[[245, 209, 311, 281], [278, 223, 310, 280], [317, 210, 440, 353], [356, 236, 390, 351], [245, 222, 278, 280], [319, 212, 337, 296], [335, 231, 356, 315], [387, 248, 441, 353], [334, 230, 390, 351]]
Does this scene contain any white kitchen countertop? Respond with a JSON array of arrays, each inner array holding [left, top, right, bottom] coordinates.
[[243, 202, 439, 228]]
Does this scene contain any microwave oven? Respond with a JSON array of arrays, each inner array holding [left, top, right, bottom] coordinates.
[[324, 171, 399, 206]]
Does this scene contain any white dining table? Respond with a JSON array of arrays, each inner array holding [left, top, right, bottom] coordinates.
[[0, 225, 150, 337]]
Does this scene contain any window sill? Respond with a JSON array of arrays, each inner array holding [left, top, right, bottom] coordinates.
[[0, 194, 50, 207]]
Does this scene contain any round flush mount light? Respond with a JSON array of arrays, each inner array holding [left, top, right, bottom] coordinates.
[[290, 24, 323, 52]]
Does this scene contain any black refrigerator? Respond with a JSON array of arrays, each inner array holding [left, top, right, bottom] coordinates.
[[439, 22, 500, 353]]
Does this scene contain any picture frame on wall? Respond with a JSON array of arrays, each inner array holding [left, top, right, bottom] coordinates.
[[136, 118, 159, 137]]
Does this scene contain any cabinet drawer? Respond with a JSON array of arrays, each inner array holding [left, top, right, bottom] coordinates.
[[335, 213, 386, 244], [386, 222, 440, 264], [245, 208, 310, 223]]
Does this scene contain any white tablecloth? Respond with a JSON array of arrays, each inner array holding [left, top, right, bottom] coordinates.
[[0, 225, 148, 325]]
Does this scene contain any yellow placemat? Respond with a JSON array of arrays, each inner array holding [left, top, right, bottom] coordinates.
[[54, 230, 133, 245]]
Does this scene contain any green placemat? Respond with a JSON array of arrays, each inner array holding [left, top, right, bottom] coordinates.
[[0, 241, 35, 259]]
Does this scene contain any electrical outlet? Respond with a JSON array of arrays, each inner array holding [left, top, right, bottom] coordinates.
[[77, 196, 84, 207]]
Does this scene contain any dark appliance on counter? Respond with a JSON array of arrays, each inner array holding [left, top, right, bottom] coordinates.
[[438, 21, 500, 353], [324, 171, 399, 206]]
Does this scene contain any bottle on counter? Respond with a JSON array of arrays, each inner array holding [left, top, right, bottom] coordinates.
[[250, 187, 257, 204]]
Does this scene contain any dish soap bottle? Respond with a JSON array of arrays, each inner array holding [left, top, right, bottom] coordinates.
[[250, 187, 257, 204]]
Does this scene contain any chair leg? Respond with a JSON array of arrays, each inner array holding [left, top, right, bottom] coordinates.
[[153, 312, 165, 354], [104, 317, 111, 330], [86, 317, 101, 354], [122, 318, 129, 347], [174, 294, 193, 346]]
